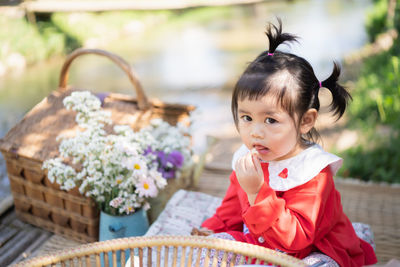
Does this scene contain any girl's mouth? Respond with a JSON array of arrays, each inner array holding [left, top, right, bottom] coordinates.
[[253, 144, 269, 155]]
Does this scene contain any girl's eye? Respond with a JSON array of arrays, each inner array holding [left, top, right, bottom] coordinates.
[[265, 118, 277, 124], [241, 115, 252, 122]]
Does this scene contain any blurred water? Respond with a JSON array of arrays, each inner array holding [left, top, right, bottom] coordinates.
[[0, 0, 372, 197]]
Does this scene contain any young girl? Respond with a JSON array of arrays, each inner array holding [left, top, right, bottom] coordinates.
[[195, 20, 377, 266]]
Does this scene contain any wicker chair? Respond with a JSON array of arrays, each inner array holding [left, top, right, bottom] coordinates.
[[12, 235, 307, 267]]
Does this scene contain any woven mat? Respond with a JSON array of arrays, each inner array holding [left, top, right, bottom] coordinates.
[[30, 235, 84, 258], [335, 181, 400, 263]]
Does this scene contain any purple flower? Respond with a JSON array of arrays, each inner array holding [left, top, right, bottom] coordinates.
[[166, 150, 184, 168], [157, 151, 167, 165], [144, 146, 153, 155], [160, 169, 176, 179], [144, 148, 184, 179], [158, 151, 183, 179]]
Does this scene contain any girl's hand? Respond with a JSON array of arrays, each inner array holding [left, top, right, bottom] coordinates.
[[191, 227, 214, 236], [235, 149, 264, 204]]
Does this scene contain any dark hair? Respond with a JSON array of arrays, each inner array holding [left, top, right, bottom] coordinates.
[[231, 18, 352, 143]]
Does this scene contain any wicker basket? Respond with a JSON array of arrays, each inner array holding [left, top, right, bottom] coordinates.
[[11, 235, 307, 267], [0, 48, 195, 242]]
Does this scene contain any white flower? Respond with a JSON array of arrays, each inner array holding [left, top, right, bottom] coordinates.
[[62, 179, 76, 191], [42, 91, 193, 216], [123, 204, 136, 214], [122, 156, 147, 174], [136, 178, 158, 198], [87, 165, 96, 175], [149, 169, 167, 189], [114, 125, 134, 136], [110, 197, 123, 208]]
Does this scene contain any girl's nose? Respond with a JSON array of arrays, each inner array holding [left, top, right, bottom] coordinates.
[[250, 124, 264, 139]]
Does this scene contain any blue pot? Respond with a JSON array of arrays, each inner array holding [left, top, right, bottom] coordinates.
[[99, 209, 149, 266], [99, 209, 149, 241]]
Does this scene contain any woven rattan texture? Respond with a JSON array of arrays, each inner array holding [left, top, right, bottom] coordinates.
[[12, 235, 307, 267], [4, 150, 99, 242], [336, 181, 400, 263]]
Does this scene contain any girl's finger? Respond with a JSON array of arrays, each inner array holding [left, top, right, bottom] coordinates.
[[241, 153, 253, 172], [251, 150, 263, 175], [252, 154, 263, 175]]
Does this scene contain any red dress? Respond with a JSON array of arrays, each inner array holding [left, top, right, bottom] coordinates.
[[202, 153, 377, 266]]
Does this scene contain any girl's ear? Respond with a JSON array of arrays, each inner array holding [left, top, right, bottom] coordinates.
[[300, 109, 318, 134]]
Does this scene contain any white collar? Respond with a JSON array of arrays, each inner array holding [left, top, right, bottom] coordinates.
[[232, 144, 342, 191]]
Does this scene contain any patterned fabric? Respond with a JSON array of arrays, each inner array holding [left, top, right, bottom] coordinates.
[[211, 232, 236, 240], [302, 252, 340, 267], [352, 222, 376, 251], [197, 233, 278, 267], [145, 189, 222, 236], [198, 233, 240, 266]]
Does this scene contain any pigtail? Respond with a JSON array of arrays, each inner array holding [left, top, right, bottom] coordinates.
[[265, 18, 298, 54], [321, 62, 352, 119]]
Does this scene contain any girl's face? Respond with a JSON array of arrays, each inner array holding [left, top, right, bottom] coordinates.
[[237, 94, 303, 162]]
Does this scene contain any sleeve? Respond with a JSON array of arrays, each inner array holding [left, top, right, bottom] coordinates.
[[243, 167, 333, 253], [201, 172, 244, 233]]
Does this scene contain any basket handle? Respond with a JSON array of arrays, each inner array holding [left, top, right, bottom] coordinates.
[[58, 48, 151, 110]]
